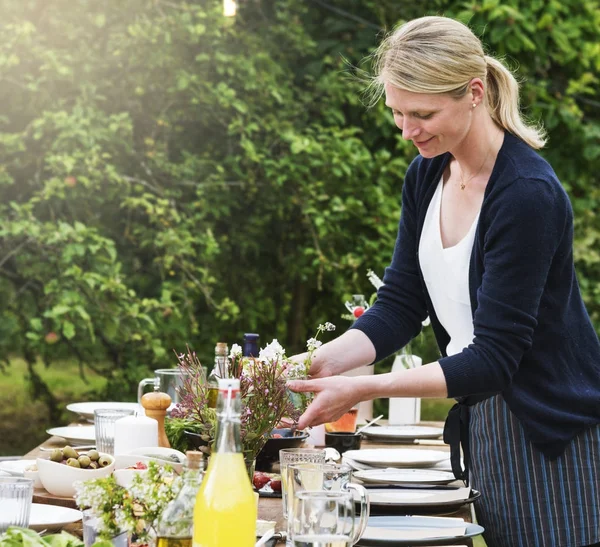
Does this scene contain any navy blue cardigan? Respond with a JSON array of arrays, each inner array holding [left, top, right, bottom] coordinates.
[[352, 132, 600, 458]]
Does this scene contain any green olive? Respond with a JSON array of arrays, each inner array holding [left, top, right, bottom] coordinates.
[[50, 448, 63, 463], [66, 458, 81, 468], [88, 461, 98, 469], [98, 455, 111, 468], [86, 449, 100, 462], [63, 446, 79, 460], [78, 455, 91, 468]]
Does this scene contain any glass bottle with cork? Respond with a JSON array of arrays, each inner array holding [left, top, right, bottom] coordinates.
[[207, 342, 228, 408], [156, 450, 205, 547], [193, 378, 257, 546]]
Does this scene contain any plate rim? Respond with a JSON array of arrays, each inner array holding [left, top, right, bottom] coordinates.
[[0, 459, 37, 476], [357, 515, 484, 546], [345, 448, 449, 467], [357, 487, 480, 508], [362, 425, 444, 440], [353, 468, 456, 485], [29, 503, 82, 530], [46, 425, 96, 442]]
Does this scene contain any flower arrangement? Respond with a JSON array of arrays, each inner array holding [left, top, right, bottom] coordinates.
[[166, 323, 336, 462], [74, 461, 178, 543]]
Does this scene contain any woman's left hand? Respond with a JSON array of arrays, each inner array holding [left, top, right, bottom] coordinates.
[[287, 376, 362, 430]]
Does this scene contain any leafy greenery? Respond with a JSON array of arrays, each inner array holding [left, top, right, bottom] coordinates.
[[0, 0, 598, 449]]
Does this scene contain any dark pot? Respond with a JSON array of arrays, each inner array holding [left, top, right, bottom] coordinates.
[[255, 429, 310, 471]]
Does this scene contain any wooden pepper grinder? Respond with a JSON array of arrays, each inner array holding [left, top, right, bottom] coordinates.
[[141, 389, 172, 448]]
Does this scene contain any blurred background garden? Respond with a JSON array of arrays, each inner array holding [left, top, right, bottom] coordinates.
[[0, 0, 598, 457]]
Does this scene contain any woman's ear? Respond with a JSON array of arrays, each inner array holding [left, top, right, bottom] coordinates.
[[469, 78, 485, 107]]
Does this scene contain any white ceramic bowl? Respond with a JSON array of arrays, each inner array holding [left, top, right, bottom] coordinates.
[[36, 454, 115, 498], [23, 468, 43, 489], [113, 467, 148, 488], [122, 447, 186, 473]]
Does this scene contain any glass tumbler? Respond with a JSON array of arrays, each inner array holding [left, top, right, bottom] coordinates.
[[289, 491, 358, 546], [94, 408, 135, 454], [279, 447, 326, 519], [0, 477, 33, 532]]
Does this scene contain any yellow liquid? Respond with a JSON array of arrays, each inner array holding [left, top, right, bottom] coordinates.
[[207, 387, 218, 408], [193, 452, 257, 547], [157, 538, 192, 547]]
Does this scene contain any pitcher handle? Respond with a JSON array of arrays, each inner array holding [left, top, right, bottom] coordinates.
[[137, 377, 159, 405], [347, 482, 369, 544]]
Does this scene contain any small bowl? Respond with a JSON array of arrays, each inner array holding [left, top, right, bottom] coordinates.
[[36, 453, 115, 498], [113, 467, 148, 488], [23, 468, 43, 489], [255, 429, 310, 471], [125, 447, 185, 473], [325, 432, 362, 454]]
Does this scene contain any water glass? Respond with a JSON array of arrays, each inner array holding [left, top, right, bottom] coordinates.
[[287, 462, 369, 542], [0, 477, 33, 532], [289, 491, 356, 546], [94, 408, 135, 454], [82, 510, 128, 547], [279, 447, 326, 519]]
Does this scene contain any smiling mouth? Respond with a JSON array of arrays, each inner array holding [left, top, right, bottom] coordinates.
[[415, 137, 434, 145]]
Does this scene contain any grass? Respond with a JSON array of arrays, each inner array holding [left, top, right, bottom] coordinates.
[[0, 357, 108, 456]]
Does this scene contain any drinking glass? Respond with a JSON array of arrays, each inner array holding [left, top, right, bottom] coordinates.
[[289, 491, 358, 546], [94, 408, 135, 454], [0, 477, 33, 532], [279, 447, 326, 519], [82, 510, 128, 547], [287, 462, 369, 542]]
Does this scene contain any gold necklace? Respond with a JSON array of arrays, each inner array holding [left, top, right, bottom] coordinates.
[[458, 133, 501, 190]]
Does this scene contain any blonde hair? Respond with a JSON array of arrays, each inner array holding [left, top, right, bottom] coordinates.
[[366, 16, 546, 149]]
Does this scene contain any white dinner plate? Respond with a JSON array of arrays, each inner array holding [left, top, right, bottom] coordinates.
[[356, 515, 484, 546], [66, 402, 139, 422], [46, 425, 96, 444], [0, 460, 37, 477], [353, 468, 457, 486], [29, 503, 82, 531], [354, 486, 474, 508], [344, 449, 448, 468], [361, 425, 444, 441]]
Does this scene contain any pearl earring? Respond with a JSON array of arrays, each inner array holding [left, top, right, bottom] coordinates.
[[472, 103, 477, 108]]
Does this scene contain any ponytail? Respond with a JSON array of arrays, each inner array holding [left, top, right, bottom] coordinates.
[[484, 56, 546, 149]]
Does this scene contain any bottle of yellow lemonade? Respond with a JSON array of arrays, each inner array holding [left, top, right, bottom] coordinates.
[[193, 378, 257, 547]]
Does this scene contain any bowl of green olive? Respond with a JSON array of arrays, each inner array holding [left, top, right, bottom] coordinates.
[[36, 445, 115, 497]]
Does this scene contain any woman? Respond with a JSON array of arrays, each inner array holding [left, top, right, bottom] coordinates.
[[288, 16, 600, 547]]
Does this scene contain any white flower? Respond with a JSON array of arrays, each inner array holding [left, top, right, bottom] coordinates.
[[306, 338, 322, 351], [422, 316, 431, 327], [259, 339, 285, 362], [318, 322, 336, 333], [229, 343, 242, 358], [367, 269, 384, 290]]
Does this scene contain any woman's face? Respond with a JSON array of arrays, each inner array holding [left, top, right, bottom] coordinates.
[[384, 83, 474, 158]]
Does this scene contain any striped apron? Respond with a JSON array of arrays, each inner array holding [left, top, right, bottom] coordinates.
[[469, 395, 600, 547]]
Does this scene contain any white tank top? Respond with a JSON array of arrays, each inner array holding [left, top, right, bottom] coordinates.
[[418, 178, 480, 356]]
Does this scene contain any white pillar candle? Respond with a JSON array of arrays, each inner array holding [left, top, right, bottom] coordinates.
[[113, 413, 159, 455]]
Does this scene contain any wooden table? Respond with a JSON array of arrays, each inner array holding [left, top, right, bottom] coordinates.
[[24, 421, 475, 545]]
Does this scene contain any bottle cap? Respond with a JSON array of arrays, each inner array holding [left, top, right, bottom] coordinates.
[[217, 378, 240, 390], [215, 342, 228, 353], [243, 333, 259, 341]]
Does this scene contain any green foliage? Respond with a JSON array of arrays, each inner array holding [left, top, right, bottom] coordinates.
[[0, 0, 598, 421]]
